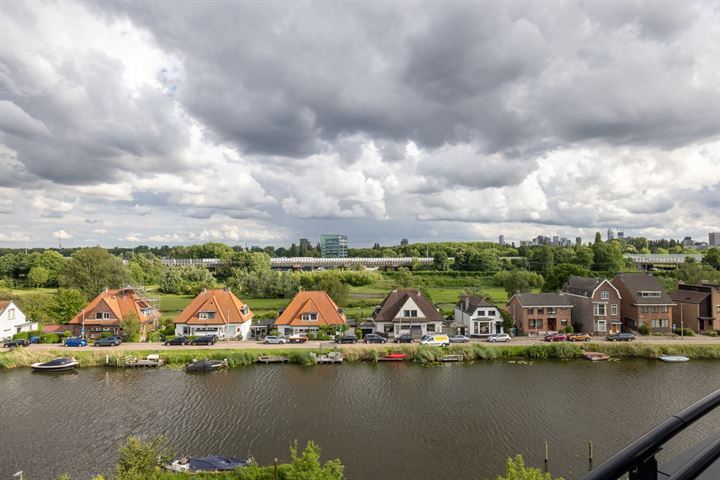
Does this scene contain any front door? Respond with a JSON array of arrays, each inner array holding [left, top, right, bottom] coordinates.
[[610, 323, 620, 334], [547, 318, 557, 331]]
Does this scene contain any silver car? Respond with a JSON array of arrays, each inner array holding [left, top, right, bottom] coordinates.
[[450, 335, 470, 343], [487, 333, 511, 343], [263, 335, 287, 344]]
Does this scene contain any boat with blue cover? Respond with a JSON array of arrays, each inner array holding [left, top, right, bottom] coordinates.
[[165, 455, 251, 472], [31, 357, 79, 371]]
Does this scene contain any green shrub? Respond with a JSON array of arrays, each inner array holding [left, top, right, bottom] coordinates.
[[638, 324, 650, 336], [497, 454, 563, 480], [147, 331, 164, 342], [12, 332, 30, 341], [564, 325, 574, 334], [354, 328, 363, 339], [705, 331, 718, 337], [99, 332, 114, 339], [40, 333, 60, 343], [287, 351, 316, 366], [673, 328, 695, 336]]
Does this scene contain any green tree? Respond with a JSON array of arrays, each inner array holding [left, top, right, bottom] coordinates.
[[433, 251, 450, 271], [305, 275, 349, 307], [542, 264, 592, 292], [114, 435, 173, 480], [61, 247, 130, 298], [393, 267, 414, 288], [159, 268, 184, 294], [121, 312, 141, 342], [29, 250, 66, 286], [127, 253, 164, 285], [496, 455, 564, 480], [499, 308, 515, 334], [702, 247, 720, 270], [494, 270, 544, 298], [592, 241, 624, 273], [50, 288, 87, 324], [18, 293, 53, 324], [27, 266, 50, 287], [286, 440, 345, 480]]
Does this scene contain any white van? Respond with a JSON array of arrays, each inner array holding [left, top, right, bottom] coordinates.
[[419, 334, 450, 347]]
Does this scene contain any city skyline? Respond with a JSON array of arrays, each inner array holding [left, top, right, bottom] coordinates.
[[1, 2, 718, 248]]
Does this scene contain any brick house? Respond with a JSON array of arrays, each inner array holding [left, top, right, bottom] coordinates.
[[274, 291, 347, 337], [612, 273, 675, 333], [561, 276, 623, 335], [173, 288, 253, 339], [68, 287, 160, 340], [372, 288, 444, 339], [506, 293, 573, 335], [670, 283, 720, 333]]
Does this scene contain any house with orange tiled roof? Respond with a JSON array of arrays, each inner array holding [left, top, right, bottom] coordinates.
[[273, 290, 347, 337], [173, 288, 253, 340], [68, 287, 160, 340]]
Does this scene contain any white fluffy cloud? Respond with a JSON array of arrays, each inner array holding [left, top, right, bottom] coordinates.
[[0, 1, 717, 247]]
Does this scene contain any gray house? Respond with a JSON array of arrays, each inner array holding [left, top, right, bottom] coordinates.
[[561, 276, 623, 335]]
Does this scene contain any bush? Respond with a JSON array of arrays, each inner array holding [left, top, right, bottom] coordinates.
[[705, 331, 718, 337], [40, 333, 60, 343], [99, 332, 115, 339], [638, 324, 651, 336], [147, 331, 164, 342], [12, 332, 30, 341], [354, 328, 363, 339], [497, 454, 563, 480], [564, 325, 574, 334], [673, 328, 695, 337]]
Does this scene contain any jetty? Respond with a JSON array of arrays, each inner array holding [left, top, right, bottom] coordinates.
[[317, 352, 343, 364], [123, 354, 164, 368], [256, 355, 289, 364]]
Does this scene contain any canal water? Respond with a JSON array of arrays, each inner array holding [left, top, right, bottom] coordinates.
[[1, 360, 719, 479]]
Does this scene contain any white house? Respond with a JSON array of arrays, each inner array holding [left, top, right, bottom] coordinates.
[[372, 288, 444, 338], [454, 295, 504, 337], [173, 288, 253, 339], [0, 301, 37, 341]]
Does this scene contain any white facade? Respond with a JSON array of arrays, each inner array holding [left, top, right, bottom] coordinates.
[[0, 302, 36, 341], [454, 304, 504, 336], [374, 321, 444, 337], [278, 325, 345, 336], [175, 319, 251, 340]]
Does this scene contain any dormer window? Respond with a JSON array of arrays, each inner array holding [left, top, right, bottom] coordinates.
[[640, 291, 661, 298], [198, 312, 215, 320], [301, 313, 318, 321]]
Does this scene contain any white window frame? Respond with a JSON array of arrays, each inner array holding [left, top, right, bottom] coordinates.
[[611, 304, 618, 316], [596, 320, 607, 332], [403, 309, 418, 318], [8, 308, 15, 320], [301, 313, 318, 321], [593, 304, 606, 316], [600, 291, 609, 300], [199, 312, 209, 320]]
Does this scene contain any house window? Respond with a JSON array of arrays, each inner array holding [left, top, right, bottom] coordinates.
[[560, 319, 568, 326], [487, 310, 496, 316], [8, 308, 15, 320], [526, 308, 534, 315], [640, 306, 649, 314], [593, 304, 606, 316], [547, 307, 556, 314], [529, 319, 543, 329], [198, 312, 215, 320], [661, 306, 668, 313], [611, 304, 618, 316], [641, 291, 661, 298], [403, 310, 418, 318], [652, 319, 669, 328], [96, 312, 103, 319], [597, 320, 607, 332], [537, 308, 545, 315], [96, 312, 110, 320], [477, 310, 485, 316], [427, 323, 436, 333], [600, 291, 609, 300], [183, 327, 190, 335], [301, 313, 318, 321]]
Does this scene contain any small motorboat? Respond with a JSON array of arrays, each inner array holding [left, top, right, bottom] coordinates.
[[378, 353, 408, 362], [659, 354, 689, 363], [185, 358, 228, 372], [31, 357, 79, 371], [165, 455, 250, 472]]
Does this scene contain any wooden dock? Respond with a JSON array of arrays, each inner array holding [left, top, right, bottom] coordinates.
[[439, 354, 463, 362], [317, 353, 343, 364], [256, 355, 289, 364]]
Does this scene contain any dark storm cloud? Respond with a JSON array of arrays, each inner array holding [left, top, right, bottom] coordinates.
[[92, 1, 718, 163]]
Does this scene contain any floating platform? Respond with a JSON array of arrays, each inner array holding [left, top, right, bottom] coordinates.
[[256, 355, 289, 364], [439, 354, 463, 362], [124, 354, 164, 368], [583, 351, 610, 361], [317, 352, 343, 364]]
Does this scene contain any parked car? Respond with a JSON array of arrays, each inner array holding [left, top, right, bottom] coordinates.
[[607, 332, 635, 342], [288, 335, 308, 343], [567, 332, 592, 342], [420, 334, 450, 347], [3, 339, 28, 348], [363, 333, 387, 344], [335, 334, 358, 344], [544, 333, 567, 342], [263, 335, 287, 345], [487, 333, 511, 343], [450, 334, 470, 343], [164, 336, 190, 346], [191, 335, 217, 346], [64, 337, 88, 347], [94, 336, 121, 347], [393, 334, 413, 343]]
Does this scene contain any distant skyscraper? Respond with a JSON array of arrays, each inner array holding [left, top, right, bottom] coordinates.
[[576, 236, 582, 246], [499, 235, 505, 246], [617, 231, 624, 239], [710, 232, 720, 246], [607, 228, 616, 241], [552, 235, 560, 246], [299, 238, 311, 249], [400, 238, 409, 246], [320, 234, 348, 258]]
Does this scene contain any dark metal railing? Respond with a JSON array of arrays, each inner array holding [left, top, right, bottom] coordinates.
[[582, 389, 720, 480]]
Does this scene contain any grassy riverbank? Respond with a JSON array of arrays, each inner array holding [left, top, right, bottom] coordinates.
[[4, 342, 720, 369]]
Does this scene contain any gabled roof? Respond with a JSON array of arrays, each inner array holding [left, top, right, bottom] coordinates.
[[68, 288, 159, 325], [372, 288, 443, 322], [671, 290, 710, 304], [274, 291, 347, 326], [613, 273, 675, 305], [0, 300, 16, 316], [562, 276, 621, 299], [455, 295, 497, 315], [509, 293, 574, 308], [174, 289, 253, 325]]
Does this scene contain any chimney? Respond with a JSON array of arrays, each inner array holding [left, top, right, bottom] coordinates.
[[463, 295, 469, 310], [224, 287, 230, 293]]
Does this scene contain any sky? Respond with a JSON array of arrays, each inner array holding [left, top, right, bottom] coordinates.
[[0, 1, 718, 249]]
